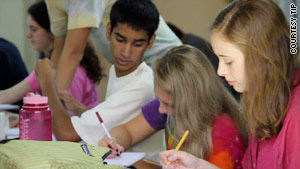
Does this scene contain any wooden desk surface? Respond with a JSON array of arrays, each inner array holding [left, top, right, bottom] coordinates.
[[134, 159, 161, 169]]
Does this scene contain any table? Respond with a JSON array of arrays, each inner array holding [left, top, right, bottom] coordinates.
[[134, 159, 161, 169]]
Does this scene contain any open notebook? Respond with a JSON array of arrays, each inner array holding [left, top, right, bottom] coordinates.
[[104, 152, 146, 167]]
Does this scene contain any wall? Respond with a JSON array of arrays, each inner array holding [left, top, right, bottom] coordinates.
[[0, 0, 37, 73], [152, 0, 228, 41]]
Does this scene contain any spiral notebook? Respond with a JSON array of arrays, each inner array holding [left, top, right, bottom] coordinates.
[[104, 152, 146, 167]]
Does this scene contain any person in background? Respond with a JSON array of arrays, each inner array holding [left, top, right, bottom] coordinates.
[[99, 45, 247, 169], [0, 1, 102, 110], [45, 0, 181, 94], [0, 38, 28, 110], [160, 1, 300, 169], [35, 0, 157, 145]]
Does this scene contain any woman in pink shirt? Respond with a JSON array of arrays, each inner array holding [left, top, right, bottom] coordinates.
[[160, 0, 300, 169], [0, 1, 101, 109]]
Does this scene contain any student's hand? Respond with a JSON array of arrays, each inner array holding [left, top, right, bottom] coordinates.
[[159, 150, 220, 169], [58, 90, 88, 116], [35, 58, 56, 86], [98, 136, 125, 158]]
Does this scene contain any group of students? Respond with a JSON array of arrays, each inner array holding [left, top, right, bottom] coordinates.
[[1, 0, 300, 169], [99, 0, 299, 169]]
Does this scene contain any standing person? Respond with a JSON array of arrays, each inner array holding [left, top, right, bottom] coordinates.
[[160, 0, 300, 169], [0, 1, 101, 109], [0, 38, 28, 109], [99, 45, 247, 169], [35, 0, 158, 144], [45, 0, 181, 91]]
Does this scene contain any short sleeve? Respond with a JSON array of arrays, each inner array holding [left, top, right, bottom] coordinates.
[[24, 71, 41, 93], [45, 0, 68, 36], [142, 98, 167, 130], [45, 0, 106, 36], [67, 0, 106, 30]]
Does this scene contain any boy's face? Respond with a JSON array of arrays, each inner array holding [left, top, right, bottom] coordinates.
[[106, 22, 155, 77]]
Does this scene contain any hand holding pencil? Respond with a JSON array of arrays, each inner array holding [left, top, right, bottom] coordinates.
[[159, 131, 219, 169], [161, 130, 189, 169]]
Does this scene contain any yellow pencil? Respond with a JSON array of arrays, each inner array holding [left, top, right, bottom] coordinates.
[[165, 130, 189, 169]]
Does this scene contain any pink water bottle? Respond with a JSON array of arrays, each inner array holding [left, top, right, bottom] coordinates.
[[19, 93, 52, 141]]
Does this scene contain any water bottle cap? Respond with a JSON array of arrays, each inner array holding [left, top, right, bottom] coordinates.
[[23, 92, 48, 104]]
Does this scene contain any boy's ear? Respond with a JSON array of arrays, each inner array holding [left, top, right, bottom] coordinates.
[[146, 33, 156, 50], [106, 22, 112, 40]]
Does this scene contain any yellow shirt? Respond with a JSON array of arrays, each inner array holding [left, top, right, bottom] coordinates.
[[45, 0, 116, 36]]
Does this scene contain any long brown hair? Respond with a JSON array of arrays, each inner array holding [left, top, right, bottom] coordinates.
[[80, 42, 102, 84], [211, 0, 298, 139], [153, 45, 246, 158]]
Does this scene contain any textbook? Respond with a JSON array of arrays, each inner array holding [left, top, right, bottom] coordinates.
[[104, 152, 146, 167]]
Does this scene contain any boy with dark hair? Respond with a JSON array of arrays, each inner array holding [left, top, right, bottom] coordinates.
[[45, 0, 181, 94], [36, 0, 158, 145]]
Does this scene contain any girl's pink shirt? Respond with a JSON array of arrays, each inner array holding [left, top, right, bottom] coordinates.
[[242, 70, 300, 169], [25, 65, 99, 108]]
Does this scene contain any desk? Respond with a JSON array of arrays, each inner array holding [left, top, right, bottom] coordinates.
[[134, 159, 161, 169]]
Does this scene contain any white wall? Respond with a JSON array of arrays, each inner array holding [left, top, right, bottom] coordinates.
[[0, 0, 37, 72]]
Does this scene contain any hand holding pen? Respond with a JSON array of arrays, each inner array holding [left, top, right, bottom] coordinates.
[[96, 112, 124, 158]]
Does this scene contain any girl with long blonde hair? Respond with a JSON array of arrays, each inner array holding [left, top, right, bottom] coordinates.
[[99, 45, 247, 169]]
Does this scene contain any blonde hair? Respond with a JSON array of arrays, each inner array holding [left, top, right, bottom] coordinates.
[[153, 45, 246, 158], [211, 0, 299, 139]]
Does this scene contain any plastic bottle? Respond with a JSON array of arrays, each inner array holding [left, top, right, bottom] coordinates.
[[19, 92, 52, 141]]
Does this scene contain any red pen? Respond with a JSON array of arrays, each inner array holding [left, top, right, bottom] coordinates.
[[96, 112, 112, 138], [96, 112, 121, 156]]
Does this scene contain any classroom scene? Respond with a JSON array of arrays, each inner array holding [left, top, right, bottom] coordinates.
[[0, 0, 299, 168]]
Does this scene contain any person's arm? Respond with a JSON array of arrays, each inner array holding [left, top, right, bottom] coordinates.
[[55, 28, 91, 90], [71, 70, 155, 145], [58, 90, 89, 116], [107, 113, 157, 148], [0, 81, 32, 104], [159, 150, 220, 169], [50, 36, 65, 66], [98, 113, 157, 157], [35, 58, 81, 142]]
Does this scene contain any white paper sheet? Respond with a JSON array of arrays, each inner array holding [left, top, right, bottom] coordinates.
[[0, 104, 19, 110], [104, 152, 146, 167]]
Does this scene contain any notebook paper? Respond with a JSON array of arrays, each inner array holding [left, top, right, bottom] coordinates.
[[0, 104, 19, 110], [104, 152, 146, 166]]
